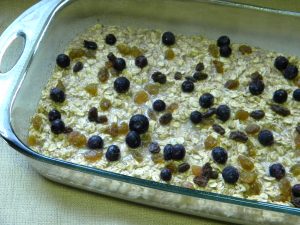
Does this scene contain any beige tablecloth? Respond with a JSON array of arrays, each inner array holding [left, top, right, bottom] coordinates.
[[1, 1, 299, 225]]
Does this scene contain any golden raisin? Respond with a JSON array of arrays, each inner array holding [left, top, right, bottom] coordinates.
[[204, 135, 218, 150], [84, 83, 98, 96], [279, 178, 291, 201], [247, 141, 256, 157], [118, 122, 129, 135], [239, 170, 257, 184], [213, 60, 224, 74], [56, 80, 66, 92], [131, 46, 143, 58], [68, 131, 87, 148], [208, 44, 219, 58], [293, 76, 300, 87], [144, 83, 160, 95], [238, 155, 254, 171], [32, 115, 42, 130], [131, 151, 143, 163], [105, 61, 113, 68], [147, 108, 157, 120], [245, 123, 260, 134], [246, 181, 261, 196], [117, 43, 130, 55], [151, 154, 164, 164], [83, 150, 102, 162], [192, 165, 202, 176], [239, 45, 252, 55], [107, 122, 118, 137], [166, 162, 177, 173], [291, 163, 300, 176], [295, 134, 300, 148], [224, 79, 239, 90], [165, 49, 175, 60], [134, 90, 149, 105], [69, 48, 85, 59], [235, 110, 249, 121], [27, 135, 37, 146], [100, 98, 112, 111], [98, 67, 109, 83], [166, 103, 179, 113]]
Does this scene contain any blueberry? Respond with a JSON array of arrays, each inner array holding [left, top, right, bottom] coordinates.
[[199, 93, 214, 108], [125, 131, 141, 148], [190, 111, 202, 124], [293, 89, 300, 101], [162, 31, 175, 46], [56, 54, 70, 68], [283, 64, 298, 80], [148, 142, 161, 154], [269, 163, 286, 180], [212, 147, 228, 164], [217, 35, 230, 47], [273, 89, 288, 103], [216, 104, 231, 122], [152, 72, 167, 84], [50, 119, 65, 134], [274, 56, 288, 71], [114, 77, 130, 93], [258, 130, 274, 146], [87, 135, 103, 149], [129, 114, 149, 134], [50, 87, 65, 103], [163, 144, 174, 160], [292, 184, 300, 197], [83, 40, 98, 50], [181, 80, 194, 93], [113, 58, 126, 71], [73, 62, 83, 73], [105, 34, 117, 45], [135, 55, 148, 68], [250, 110, 265, 120], [105, 145, 120, 161], [172, 144, 186, 160], [219, 45, 232, 57], [160, 168, 172, 181], [153, 100, 166, 112], [249, 79, 265, 95], [48, 109, 61, 122], [222, 166, 239, 184]]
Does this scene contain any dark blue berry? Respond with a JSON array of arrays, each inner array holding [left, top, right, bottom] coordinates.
[[113, 58, 126, 71], [172, 144, 186, 160], [152, 72, 167, 84], [293, 89, 300, 101], [162, 32, 175, 46], [283, 64, 298, 80], [274, 56, 288, 71], [190, 111, 202, 124], [292, 184, 300, 197], [114, 77, 130, 93], [258, 130, 274, 146], [199, 93, 214, 108], [87, 135, 103, 149], [129, 114, 149, 134], [148, 142, 161, 154], [56, 54, 70, 68], [249, 79, 265, 95], [212, 147, 228, 164], [160, 168, 172, 181], [51, 119, 65, 134], [163, 144, 174, 160], [222, 166, 239, 184], [217, 35, 230, 47], [84, 40, 98, 50], [105, 145, 120, 161], [269, 163, 285, 180], [48, 109, 61, 122], [153, 100, 166, 112], [135, 55, 148, 68], [250, 110, 265, 120], [219, 45, 232, 57], [273, 89, 288, 103], [216, 104, 231, 122], [105, 34, 117, 45], [125, 131, 141, 148], [181, 80, 194, 93], [50, 87, 65, 103]]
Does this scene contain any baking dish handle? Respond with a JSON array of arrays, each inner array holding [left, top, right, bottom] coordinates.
[[0, 0, 64, 140]]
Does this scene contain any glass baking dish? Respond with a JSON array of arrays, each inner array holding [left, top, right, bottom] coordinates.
[[0, 0, 300, 224]]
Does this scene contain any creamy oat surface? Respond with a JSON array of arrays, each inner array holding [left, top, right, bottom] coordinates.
[[28, 24, 300, 207]]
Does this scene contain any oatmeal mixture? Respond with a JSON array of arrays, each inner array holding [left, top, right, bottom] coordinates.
[[28, 24, 300, 207]]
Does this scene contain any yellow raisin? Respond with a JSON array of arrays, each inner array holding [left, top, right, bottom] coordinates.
[[224, 79, 239, 90], [151, 154, 164, 164], [213, 60, 224, 74], [245, 123, 260, 134], [239, 170, 257, 184], [105, 61, 113, 68], [144, 83, 160, 95], [56, 80, 66, 92], [166, 162, 177, 173], [293, 76, 300, 87], [32, 115, 42, 130], [235, 110, 249, 121], [295, 134, 300, 148], [238, 155, 254, 171], [204, 135, 218, 150], [279, 178, 291, 201], [131, 151, 143, 163], [118, 122, 129, 135], [246, 181, 261, 196], [166, 103, 179, 113], [83, 150, 102, 162], [291, 163, 300, 176], [130, 46, 143, 58], [107, 122, 118, 137], [247, 141, 256, 157], [165, 49, 175, 60], [117, 43, 131, 55], [239, 45, 252, 55], [68, 131, 87, 148], [69, 48, 85, 59], [98, 67, 109, 83], [100, 98, 112, 111], [27, 135, 37, 146], [208, 44, 219, 58], [84, 83, 98, 96], [134, 90, 149, 105], [192, 165, 202, 176]]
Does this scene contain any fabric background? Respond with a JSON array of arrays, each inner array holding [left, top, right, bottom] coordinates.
[[1, 1, 299, 225]]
